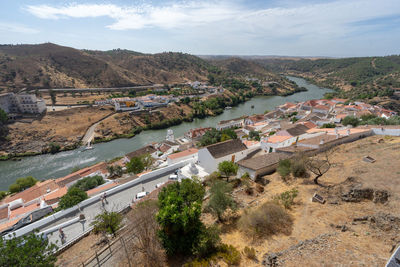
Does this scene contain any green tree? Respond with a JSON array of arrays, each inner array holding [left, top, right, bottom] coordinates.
[[72, 175, 104, 191], [249, 130, 260, 141], [0, 108, 7, 124], [126, 156, 145, 174], [91, 210, 123, 237], [207, 180, 236, 221], [9, 176, 38, 193], [49, 89, 56, 105], [9, 183, 21, 194], [156, 179, 205, 256], [58, 187, 88, 210], [0, 232, 57, 266], [0, 191, 7, 201], [342, 116, 359, 127], [218, 161, 238, 181]]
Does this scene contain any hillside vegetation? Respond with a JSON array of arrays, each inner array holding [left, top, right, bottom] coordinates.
[[256, 56, 400, 100], [0, 43, 214, 91]]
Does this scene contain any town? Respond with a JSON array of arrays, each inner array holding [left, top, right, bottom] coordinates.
[[0, 92, 399, 264]]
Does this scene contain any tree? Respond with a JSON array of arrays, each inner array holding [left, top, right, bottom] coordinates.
[[218, 161, 238, 181], [249, 130, 260, 141], [0, 108, 7, 124], [58, 187, 88, 209], [127, 200, 166, 267], [49, 89, 56, 105], [156, 179, 205, 256], [207, 180, 236, 221], [342, 116, 359, 127], [0, 232, 57, 266], [126, 156, 145, 174], [9, 176, 38, 193], [305, 150, 334, 185], [91, 210, 123, 237]]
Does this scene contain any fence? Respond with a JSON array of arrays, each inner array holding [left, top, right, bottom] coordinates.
[[81, 218, 148, 267]]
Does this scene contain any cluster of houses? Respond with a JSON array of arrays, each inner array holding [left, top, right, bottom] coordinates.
[[1, 97, 399, 234], [95, 94, 176, 112]]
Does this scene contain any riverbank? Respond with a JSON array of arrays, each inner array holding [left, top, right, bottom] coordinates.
[[0, 76, 332, 190]]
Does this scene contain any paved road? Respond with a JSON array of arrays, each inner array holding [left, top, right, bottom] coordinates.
[[43, 170, 175, 248]]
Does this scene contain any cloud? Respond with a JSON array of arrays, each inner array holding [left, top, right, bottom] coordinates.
[[24, 0, 400, 55], [0, 22, 39, 34]]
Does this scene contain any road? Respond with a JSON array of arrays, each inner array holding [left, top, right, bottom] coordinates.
[[43, 170, 175, 248], [37, 85, 164, 93]]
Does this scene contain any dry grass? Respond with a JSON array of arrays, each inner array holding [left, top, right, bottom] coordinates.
[[238, 202, 293, 239]]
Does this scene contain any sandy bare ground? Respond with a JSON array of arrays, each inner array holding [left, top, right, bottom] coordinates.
[[221, 135, 400, 266]]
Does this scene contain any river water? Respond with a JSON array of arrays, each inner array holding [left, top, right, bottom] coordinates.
[[0, 76, 332, 190]]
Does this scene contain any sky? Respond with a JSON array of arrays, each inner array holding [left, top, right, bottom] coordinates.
[[0, 0, 399, 57]]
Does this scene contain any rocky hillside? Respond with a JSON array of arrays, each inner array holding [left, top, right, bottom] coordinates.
[[0, 43, 215, 91]]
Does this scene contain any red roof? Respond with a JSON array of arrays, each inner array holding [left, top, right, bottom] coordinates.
[[314, 105, 330, 110], [167, 148, 198, 160]]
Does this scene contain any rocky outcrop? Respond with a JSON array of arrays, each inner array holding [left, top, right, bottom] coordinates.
[[341, 188, 389, 203]]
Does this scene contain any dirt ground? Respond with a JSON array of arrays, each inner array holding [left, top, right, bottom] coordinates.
[[1, 106, 114, 154], [221, 135, 400, 266], [42, 92, 119, 105]]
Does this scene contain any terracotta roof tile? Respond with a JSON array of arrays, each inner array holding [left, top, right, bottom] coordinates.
[[168, 148, 198, 160]]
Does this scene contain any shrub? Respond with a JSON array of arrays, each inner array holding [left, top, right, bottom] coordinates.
[[256, 184, 264, 193], [273, 188, 299, 209], [218, 244, 241, 265], [243, 246, 257, 260], [342, 116, 359, 127], [72, 175, 105, 191], [49, 142, 61, 154], [91, 210, 123, 237], [277, 159, 291, 178], [58, 187, 88, 210], [321, 123, 336, 128], [193, 225, 221, 258], [238, 202, 293, 238], [290, 159, 307, 178], [0, 191, 7, 201], [9, 183, 21, 194]]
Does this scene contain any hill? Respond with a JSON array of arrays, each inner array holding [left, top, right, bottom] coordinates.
[[256, 56, 400, 99], [0, 43, 215, 91]]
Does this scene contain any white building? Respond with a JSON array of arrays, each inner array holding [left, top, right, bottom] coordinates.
[[0, 93, 46, 114], [198, 139, 250, 173], [216, 117, 245, 130]]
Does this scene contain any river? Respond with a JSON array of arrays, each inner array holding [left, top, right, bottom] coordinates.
[[0, 76, 332, 190]]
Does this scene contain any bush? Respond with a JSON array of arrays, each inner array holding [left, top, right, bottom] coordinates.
[[218, 161, 238, 181], [321, 123, 336, 128], [193, 225, 221, 258], [91, 210, 123, 237], [238, 202, 293, 238], [0, 191, 7, 201], [342, 116, 359, 127], [277, 159, 291, 178], [243, 246, 257, 260], [273, 188, 299, 209], [49, 142, 61, 154], [290, 159, 307, 178], [9, 183, 21, 194], [72, 175, 105, 191], [58, 187, 88, 210], [9, 176, 38, 193], [218, 244, 241, 265]]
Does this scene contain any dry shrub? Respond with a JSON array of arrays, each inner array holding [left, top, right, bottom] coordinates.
[[256, 184, 264, 193], [243, 246, 257, 260], [127, 200, 166, 267], [238, 202, 293, 239]]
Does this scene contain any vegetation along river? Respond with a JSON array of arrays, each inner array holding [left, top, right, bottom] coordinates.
[[0, 76, 332, 190]]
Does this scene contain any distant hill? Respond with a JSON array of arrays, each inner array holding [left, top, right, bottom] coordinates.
[[0, 43, 215, 91]]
